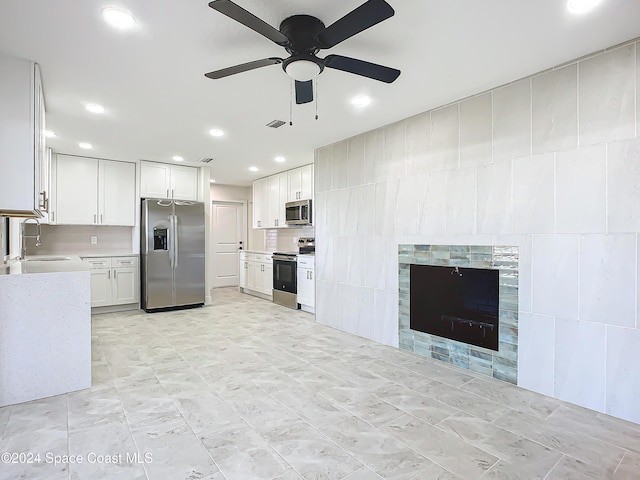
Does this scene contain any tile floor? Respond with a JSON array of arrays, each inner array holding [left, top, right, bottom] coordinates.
[[1, 287, 640, 480]]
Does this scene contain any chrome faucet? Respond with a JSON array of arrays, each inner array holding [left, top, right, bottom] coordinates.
[[21, 218, 42, 259]]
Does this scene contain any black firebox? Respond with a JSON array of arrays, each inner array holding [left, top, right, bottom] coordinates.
[[410, 264, 499, 351]]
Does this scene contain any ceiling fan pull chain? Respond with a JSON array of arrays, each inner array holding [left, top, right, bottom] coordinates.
[[289, 77, 293, 126], [315, 78, 319, 120]]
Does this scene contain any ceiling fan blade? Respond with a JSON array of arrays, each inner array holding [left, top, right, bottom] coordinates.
[[316, 0, 394, 49], [208, 0, 289, 45], [324, 55, 400, 83], [295, 80, 313, 104], [205, 57, 283, 79]]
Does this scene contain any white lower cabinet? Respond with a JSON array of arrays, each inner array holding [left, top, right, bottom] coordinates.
[[240, 252, 272, 297], [84, 256, 139, 308], [297, 255, 315, 309]]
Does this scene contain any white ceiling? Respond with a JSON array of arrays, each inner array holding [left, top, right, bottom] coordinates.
[[1, 0, 639, 186]]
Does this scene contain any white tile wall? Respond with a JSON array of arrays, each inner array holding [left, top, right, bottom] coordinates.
[[554, 318, 606, 412], [430, 104, 459, 171], [476, 161, 512, 234], [579, 234, 636, 328], [606, 326, 640, 423], [512, 154, 555, 234], [406, 112, 430, 176], [579, 44, 636, 146], [493, 79, 532, 162], [315, 39, 640, 424], [518, 312, 555, 396], [555, 145, 606, 233], [531, 234, 579, 320], [532, 64, 578, 154], [460, 93, 493, 168], [445, 168, 476, 235], [607, 137, 640, 232], [418, 172, 447, 235], [332, 140, 348, 190], [347, 136, 365, 188]]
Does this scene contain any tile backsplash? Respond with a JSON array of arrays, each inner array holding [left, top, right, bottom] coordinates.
[[24, 225, 133, 256]]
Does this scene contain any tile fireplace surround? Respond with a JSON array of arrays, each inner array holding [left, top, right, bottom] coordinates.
[[399, 244, 519, 384]]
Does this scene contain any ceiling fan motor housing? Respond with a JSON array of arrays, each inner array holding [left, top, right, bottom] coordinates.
[[279, 15, 325, 54]]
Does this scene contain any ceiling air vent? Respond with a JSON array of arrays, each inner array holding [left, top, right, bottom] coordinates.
[[266, 119, 286, 129], [199, 157, 214, 164]]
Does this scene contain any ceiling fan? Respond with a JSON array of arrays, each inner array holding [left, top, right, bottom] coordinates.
[[205, 0, 401, 105]]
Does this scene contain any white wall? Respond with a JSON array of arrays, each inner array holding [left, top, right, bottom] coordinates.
[[315, 39, 640, 424]]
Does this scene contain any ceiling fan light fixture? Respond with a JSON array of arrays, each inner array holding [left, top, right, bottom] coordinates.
[[285, 60, 321, 82]]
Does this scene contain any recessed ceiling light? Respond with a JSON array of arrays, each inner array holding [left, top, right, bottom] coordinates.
[[172, 156, 184, 162], [567, 0, 603, 14], [209, 129, 225, 137], [78, 142, 92, 149], [86, 103, 105, 114], [44, 130, 56, 138], [102, 7, 136, 29], [274, 156, 286, 163], [351, 95, 371, 108], [249, 167, 259, 172]]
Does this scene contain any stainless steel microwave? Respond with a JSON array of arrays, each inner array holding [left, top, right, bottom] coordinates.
[[285, 199, 312, 226]]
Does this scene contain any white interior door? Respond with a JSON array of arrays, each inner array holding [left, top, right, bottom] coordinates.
[[211, 201, 246, 288]]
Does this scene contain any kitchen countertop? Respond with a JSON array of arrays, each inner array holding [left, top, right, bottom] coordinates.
[[1, 255, 88, 275], [80, 253, 139, 258], [241, 250, 275, 255]]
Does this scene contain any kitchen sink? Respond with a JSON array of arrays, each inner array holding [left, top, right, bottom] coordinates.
[[22, 256, 71, 262]]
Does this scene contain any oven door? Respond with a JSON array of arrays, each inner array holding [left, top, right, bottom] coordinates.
[[273, 256, 297, 294]]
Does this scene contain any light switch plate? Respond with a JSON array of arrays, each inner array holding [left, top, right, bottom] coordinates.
[[90, 236, 98, 245]]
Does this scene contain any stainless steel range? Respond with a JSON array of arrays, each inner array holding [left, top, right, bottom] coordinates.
[[272, 252, 298, 309], [272, 237, 315, 309]]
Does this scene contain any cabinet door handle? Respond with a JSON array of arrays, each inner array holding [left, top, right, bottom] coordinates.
[[166, 189, 169, 198], [108, 270, 110, 279], [51, 211, 55, 222], [114, 269, 117, 279], [100, 214, 103, 224], [172, 189, 175, 199], [39, 191, 47, 210], [94, 214, 97, 224]]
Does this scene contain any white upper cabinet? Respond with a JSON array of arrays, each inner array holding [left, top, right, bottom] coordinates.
[[267, 172, 288, 228], [99, 160, 136, 226], [252, 177, 268, 229], [252, 163, 314, 229], [51, 155, 135, 226], [0, 53, 48, 217], [140, 162, 170, 199], [52, 155, 98, 225], [288, 164, 314, 202], [140, 161, 198, 201]]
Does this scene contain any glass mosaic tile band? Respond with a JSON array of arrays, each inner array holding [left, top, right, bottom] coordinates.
[[398, 245, 519, 384]]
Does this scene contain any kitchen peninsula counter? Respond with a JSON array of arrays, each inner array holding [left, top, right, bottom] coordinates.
[[0, 256, 91, 407]]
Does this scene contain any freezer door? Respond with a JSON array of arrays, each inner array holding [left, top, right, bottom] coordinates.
[[141, 199, 175, 309], [174, 201, 205, 306]]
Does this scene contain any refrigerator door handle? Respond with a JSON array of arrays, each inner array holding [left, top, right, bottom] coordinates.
[[168, 215, 174, 269], [173, 214, 179, 268]]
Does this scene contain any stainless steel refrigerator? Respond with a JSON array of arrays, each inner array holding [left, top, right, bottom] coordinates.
[[141, 199, 205, 312]]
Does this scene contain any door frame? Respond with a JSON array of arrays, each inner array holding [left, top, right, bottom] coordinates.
[[210, 200, 248, 288]]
